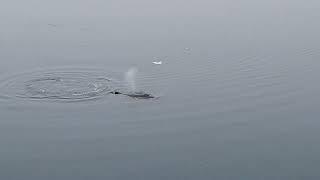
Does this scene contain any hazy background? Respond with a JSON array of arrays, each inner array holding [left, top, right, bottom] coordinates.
[[1, 0, 320, 179]]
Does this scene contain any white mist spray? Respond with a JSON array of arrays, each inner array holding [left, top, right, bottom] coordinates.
[[125, 67, 138, 92]]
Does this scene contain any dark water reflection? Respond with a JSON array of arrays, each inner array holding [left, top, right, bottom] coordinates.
[[1, 1, 320, 179]]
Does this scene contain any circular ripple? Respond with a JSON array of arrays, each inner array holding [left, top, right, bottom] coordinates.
[[0, 69, 123, 102]]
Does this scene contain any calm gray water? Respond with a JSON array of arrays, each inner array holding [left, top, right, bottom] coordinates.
[[1, 0, 320, 179]]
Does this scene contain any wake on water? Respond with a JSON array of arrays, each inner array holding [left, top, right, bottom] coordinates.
[[0, 67, 155, 102]]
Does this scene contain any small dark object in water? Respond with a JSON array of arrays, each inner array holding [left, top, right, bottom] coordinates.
[[111, 91, 121, 95], [111, 90, 154, 99], [125, 92, 154, 99]]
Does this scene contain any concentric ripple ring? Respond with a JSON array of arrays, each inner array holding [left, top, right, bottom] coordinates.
[[0, 69, 123, 102]]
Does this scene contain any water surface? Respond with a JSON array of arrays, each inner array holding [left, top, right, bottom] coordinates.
[[1, 0, 320, 179]]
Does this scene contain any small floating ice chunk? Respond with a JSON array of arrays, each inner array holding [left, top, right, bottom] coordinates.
[[152, 61, 162, 65]]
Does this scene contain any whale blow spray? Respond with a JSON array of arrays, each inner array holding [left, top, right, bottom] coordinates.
[[125, 67, 138, 92]]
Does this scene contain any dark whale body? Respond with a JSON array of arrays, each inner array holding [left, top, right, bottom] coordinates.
[[111, 91, 154, 99]]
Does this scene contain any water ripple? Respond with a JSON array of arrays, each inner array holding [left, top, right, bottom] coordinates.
[[0, 68, 123, 102]]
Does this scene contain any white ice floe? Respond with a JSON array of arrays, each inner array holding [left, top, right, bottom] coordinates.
[[152, 61, 162, 65]]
